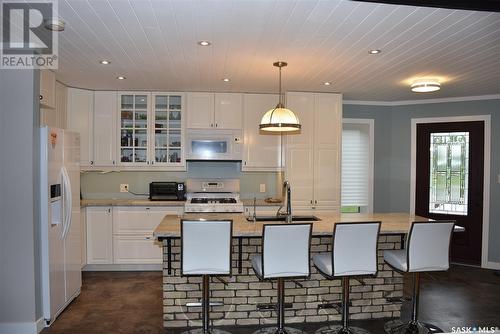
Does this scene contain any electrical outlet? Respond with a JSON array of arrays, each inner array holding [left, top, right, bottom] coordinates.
[[259, 184, 266, 193], [120, 184, 129, 192]]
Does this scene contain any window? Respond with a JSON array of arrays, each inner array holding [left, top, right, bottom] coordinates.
[[341, 119, 374, 213]]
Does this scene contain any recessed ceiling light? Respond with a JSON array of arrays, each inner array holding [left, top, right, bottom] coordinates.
[[411, 80, 441, 93], [44, 18, 65, 31], [198, 41, 211, 46], [323, 82, 331, 86], [100, 60, 111, 65], [116, 76, 126, 80], [368, 49, 381, 54], [222, 78, 230, 82]]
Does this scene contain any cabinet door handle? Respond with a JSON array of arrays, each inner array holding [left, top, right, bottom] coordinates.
[[107, 208, 111, 213], [90, 161, 94, 165], [39, 95, 43, 101], [315, 200, 317, 204], [145, 236, 151, 240], [215, 123, 218, 128], [210, 123, 213, 127], [310, 200, 313, 204], [112, 160, 115, 165]]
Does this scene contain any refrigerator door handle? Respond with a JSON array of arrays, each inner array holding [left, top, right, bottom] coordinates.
[[61, 167, 72, 240]]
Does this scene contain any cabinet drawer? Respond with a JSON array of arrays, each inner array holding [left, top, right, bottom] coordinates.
[[113, 207, 168, 233], [113, 235, 162, 264]]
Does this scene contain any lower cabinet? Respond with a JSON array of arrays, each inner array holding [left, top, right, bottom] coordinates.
[[86, 206, 113, 264], [84, 205, 182, 267]]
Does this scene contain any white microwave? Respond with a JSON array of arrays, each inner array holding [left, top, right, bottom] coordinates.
[[186, 129, 242, 161]]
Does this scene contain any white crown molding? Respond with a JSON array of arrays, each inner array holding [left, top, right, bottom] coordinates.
[[344, 94, 500, 106]]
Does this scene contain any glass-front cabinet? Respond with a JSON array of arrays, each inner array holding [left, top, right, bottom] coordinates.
[[118, 92, 185, 169]]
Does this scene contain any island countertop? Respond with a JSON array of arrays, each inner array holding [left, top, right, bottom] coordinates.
[[154, 212, 432, 238]]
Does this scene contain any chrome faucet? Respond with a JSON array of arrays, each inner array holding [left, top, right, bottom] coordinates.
[[277, 181, 292, 223]]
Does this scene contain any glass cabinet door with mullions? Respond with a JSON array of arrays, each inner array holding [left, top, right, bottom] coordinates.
[[119, 94, 149, 164], [152, 94, 183, 165]]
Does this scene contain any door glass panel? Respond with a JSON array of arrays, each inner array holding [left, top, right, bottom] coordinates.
[[169, 149, 181, 163], [155, 96, 168, 109], [135, 95, 147, 109], [135, 148, 147, 163], [429, 132, 469, 215], [169, 96, 181, 110], [121, 148, 133, 162], [121, 95, 133, 109]]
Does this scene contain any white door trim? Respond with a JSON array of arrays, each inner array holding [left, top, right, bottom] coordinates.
[[409, 115, 491, 268]]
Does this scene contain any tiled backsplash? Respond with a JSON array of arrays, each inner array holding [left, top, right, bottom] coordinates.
[[81, 161, 282, 200]]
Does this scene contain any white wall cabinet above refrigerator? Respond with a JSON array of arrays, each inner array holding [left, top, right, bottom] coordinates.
[[187, 92, 242, 130], [67, 88, 94, 167], [242, 94, 282, 171], [93, 91, 117, 167], [285, 92, 342, 213]]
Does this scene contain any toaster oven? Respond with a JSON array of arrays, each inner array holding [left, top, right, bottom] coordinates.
[[149, 182, 185, 201]]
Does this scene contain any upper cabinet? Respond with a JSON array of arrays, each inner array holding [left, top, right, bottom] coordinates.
[[242, 94, 282, 171], [186, 92, 242, 130], [67, 88, 94, 167], [39, 69, 55, 109], [118, 92, 185, 169], [93, 91, 117, 167], [285, 92, 342, 213]]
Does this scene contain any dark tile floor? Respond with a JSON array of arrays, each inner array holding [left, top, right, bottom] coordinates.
[[41, 265, 500, 334]]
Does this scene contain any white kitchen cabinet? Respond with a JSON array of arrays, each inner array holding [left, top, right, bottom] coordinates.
[[112, 206, 181, 264], [40, 81, 67, 129], [80, 209, 87, 268], [67, 88, 94, 167], [40, 69, 55, 109], [117, 92, 186, 169], [285, 92, 342, 212], [86, 207, 113, 264], [242, 94, 282, 171], [93, 91, 117, 166], [187, 92, 242, 130]]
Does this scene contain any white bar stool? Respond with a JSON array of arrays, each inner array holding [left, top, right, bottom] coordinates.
[[383, 221, 454, 334], [313, 222, 381, 334], [251, 223, 313, 334], [181, 219, 233, 334]]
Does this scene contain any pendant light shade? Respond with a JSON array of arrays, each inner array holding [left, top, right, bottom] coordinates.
[[260, 61, 301, 132]]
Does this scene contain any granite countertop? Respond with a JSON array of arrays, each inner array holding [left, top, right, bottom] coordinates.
[[81, 198, 282, 207], [153, 212, 433, 238]]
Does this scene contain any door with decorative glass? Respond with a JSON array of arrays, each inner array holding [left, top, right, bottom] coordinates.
[[415, 121, 484, 265]]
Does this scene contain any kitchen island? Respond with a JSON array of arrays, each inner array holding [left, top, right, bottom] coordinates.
[[154, 213, 431, 329]]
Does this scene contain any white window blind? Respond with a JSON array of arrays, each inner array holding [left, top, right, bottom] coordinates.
[[341, 123, 370, 207]]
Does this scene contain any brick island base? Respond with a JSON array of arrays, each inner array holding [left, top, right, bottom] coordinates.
[[162, 235, 404, 329]]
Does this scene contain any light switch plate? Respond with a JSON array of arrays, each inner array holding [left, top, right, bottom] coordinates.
[[120, 184, 129, 192], [260, 184, 266, 193]]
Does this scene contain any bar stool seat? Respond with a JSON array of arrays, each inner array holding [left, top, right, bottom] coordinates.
[[251, 223, 313, 334], [383, 250, 406, 272], [181, 219, 233, 334], [384, 221, 455, 334], [313, 222, 381, 334]]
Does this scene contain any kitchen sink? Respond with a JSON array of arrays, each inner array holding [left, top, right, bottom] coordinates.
[[246, 215, 321, 222]]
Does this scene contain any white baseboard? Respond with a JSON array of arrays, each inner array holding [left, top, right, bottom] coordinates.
[[0, 321, 39, 334], [484, 261, 500, 270], [83, 263, 162, 271], [36, 317, 45, 333]]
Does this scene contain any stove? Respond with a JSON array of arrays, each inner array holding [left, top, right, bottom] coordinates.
[[184, 179, 244, 213]]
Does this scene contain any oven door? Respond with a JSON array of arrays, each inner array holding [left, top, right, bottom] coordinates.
[[186, 130, 242, 161]]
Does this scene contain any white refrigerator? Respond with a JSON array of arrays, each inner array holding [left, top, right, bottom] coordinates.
[[40, 126, 82, 325]]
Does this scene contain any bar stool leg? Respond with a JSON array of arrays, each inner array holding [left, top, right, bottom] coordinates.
[[315, 277, 371, 334], [384, 273, 443, 334]]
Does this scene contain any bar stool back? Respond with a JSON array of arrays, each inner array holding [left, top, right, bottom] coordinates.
[[181, 219, 233, 334], [313, 222, 381, 334], [384, 221, 454, 334], [251, 223, 313, 334]]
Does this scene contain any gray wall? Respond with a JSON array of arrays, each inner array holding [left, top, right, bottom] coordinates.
[[0, 69, 41, 327], [344, 99, 500, 263]]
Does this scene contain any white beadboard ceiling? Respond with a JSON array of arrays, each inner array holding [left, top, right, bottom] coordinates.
[[55, 0, 500, 101]]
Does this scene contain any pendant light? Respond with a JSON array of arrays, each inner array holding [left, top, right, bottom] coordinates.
[[260, 61, 301, 132]]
